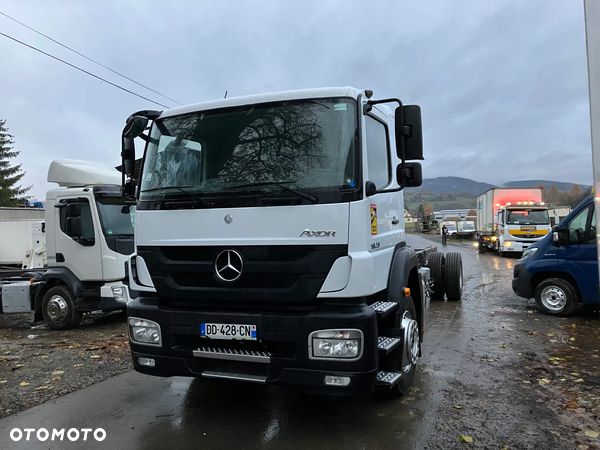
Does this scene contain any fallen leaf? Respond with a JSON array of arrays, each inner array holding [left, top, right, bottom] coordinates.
[[572, 324, 577, 328], [528, 311, 534, 314], [35, 386, 48, 390], [570, 337, 576, 342], [585, 430, 599, 438], [40, 355, 48, 359], [499, 344, 506, 348], [539, 379, 551, 386], [0, 380, 7, 384], [550, 357, 566, 361], [547, 333, 553, 336], [574, 378, 585, 383], [51, 370, 64, 375], [571, 373, 580, 376], [48, 386, 55, 390], [73, 343, 81, 348], [73, 364, 83, 367], [20, 382, 30, 386], [454, 405, 462, 409], [522, 380, 532, 384], [566, 401, 579, 410], [458, 435, 473, 443], [550, 340, 558, 343], [518, 353, 523, 356], [487, 359, 494, 362], [90, 355, 101, 359], [560, 378, 566, 381], [580, 445, 590, 450], [529, 331, 537, 335], [551, 430, 561, 436]]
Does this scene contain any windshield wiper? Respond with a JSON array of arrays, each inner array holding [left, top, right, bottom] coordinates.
[[140, 186, 213, 206], [224, 181, 318, 203]]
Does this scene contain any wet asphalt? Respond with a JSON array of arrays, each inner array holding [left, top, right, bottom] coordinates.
[[1, 235, 598, 449]]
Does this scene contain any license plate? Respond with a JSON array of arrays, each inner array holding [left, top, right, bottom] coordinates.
[[200, 323, 257, 340]]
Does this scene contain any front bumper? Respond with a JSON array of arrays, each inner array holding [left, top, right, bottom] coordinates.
[[512, 263, 534, 299], [128, 297, 379, 395]]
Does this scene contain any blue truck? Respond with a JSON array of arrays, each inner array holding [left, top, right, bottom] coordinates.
[[512, 195, 600, 316]]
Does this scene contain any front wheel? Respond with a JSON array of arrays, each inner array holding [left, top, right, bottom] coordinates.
[[534, 278, 578, 316], [386, 296, 419, 397], [41, 286, 82, 330]]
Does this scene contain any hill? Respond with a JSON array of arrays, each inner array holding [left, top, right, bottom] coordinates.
[[503, 180, 591, 191]]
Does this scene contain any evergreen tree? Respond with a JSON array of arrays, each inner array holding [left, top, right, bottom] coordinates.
[[0, 119, 31, 206], [418, 203, 424, 218]]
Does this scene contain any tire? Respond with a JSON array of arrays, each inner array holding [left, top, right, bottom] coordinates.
[[428, 252, 445, 300], [386, 296, 419, 397], [534, 278, 578, 316], [444, 252, 463, 301], [41, 286, 82, 330]]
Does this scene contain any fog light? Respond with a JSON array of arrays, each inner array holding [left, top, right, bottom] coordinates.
[[505, 242, 513, 247], [129, 317, 162, 347], [112, 286, 126, 302], [138, 357, 155, 367], [309, 329, 363, 360], [324, 375, 351, 386]]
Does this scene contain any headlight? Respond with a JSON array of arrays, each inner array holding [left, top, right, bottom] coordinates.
[[504, 242, 513, 247], [309, 329, 363, 360], [521, 247, 538, 260], [112, 286, 126, 302], [129, 317, 162, 347]]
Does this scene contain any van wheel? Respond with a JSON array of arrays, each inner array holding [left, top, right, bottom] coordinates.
[[444, 252, 463, 301], [428, 252, 445, 300], [42, 286, 82, 330], [534, 278, 578, 316]]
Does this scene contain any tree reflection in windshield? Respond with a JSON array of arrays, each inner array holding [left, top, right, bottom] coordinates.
[[140, 98, 357, 196]]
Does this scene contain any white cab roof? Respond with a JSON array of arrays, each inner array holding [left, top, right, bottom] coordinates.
[[159, 86, 366, 119], [47, 159, 121, 187]]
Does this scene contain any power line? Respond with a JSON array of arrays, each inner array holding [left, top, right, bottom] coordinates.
[[0, 10, 181, 106], [0, 31, 170, 108]]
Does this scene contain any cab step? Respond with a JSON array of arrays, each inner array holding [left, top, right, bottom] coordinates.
[[376, 370, 402, 386], [369, 301, 398, 318], [378, 336, 402, 355]]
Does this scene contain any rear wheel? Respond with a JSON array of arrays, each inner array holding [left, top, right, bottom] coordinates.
[[42, 286, 82, 330], [444, 252, 463, 301], [428, 252, 445, 300], [534, 278, 578, 316]]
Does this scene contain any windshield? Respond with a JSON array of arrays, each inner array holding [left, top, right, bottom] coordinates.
[[506, 209, 549, 225], [139, 98, 357, 201], [96, 200, 135, 236]]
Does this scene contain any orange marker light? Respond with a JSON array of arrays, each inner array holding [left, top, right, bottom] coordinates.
[[403, 287, 411, 297]]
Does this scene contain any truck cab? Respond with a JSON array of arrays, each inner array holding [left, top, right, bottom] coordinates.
[[1, 160, 135, 329], [495, 203, 551, 255], [512, 195, 599, 315], [120, 87, 459, 396]]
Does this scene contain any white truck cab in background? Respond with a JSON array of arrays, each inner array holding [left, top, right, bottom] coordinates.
[[0, 160, 135, 329]]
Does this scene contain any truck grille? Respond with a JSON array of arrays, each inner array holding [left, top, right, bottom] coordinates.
[[138, 245, 347, 309]]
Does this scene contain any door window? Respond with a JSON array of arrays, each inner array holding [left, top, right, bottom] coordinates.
[[59, 199, 95, 243], [365, 116, 391, 189], [567, 205, 594, 245]]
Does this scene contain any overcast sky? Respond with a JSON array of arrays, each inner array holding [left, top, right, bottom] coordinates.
[[1, 0, 593, 200]]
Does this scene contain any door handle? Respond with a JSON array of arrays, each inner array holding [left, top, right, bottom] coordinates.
[[392, 218, 400, 225]]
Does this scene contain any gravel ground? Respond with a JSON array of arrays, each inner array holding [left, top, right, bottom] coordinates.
[[0, 311, 132, 418]]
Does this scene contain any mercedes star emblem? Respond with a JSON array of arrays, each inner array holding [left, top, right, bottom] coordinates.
[[214, 249, 243, 283], [224, 214, 233, 224]]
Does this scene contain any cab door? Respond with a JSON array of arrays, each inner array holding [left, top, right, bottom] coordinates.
[[558, 203, 599, 303]]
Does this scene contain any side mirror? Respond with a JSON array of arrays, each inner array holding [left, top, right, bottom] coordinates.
[[66, 203, 81, 217], [66, 216, 82, 238], [365, 181, 377, 197], [122, 137, 136, 178], [123, 116, 148, 139], [552, 227, 569, 247], [397, 162, 422, 187], [122, 181, 136, 201], [395, 105, 423, 161]]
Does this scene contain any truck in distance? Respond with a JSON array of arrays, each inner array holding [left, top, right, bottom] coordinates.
[[0, 160, 134, 329], [120, 87, 463, 397], [476, 188, 551, 256]]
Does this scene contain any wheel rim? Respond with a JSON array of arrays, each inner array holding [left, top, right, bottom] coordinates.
[[47, 295, 68, 321], [401, 311, 420, 372], [540, 285, 567, 311]]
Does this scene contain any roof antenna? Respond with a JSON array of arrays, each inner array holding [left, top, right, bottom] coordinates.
[[224, 90, 228, 99]]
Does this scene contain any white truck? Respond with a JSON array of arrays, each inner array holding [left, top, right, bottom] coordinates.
[[440, 220, 457, 236], [0, 160, 135, 329], [457, 220, 476, 237], [119, 87, 463, 397], [476, 188, 551, 256]]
